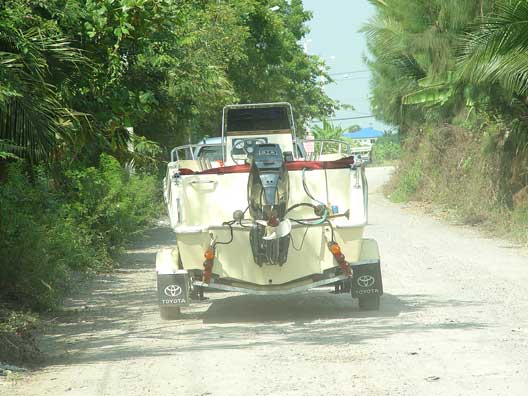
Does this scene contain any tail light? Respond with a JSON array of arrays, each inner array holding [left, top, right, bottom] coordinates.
[[328, 242, 352, 277], [202, 247, 216, 283]]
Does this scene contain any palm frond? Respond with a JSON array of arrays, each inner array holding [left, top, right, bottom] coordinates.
[[362, 15, 406, 60], [460, 0, 528, 96], [0, 138, 20, 160], [0, 23, 88, 162]]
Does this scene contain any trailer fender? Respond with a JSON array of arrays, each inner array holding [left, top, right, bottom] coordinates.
[[155, 248, 179, 274]]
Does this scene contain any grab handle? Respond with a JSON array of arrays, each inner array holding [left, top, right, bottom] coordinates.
[[190, 180, 217, 185], [188, 179, 218, 192]]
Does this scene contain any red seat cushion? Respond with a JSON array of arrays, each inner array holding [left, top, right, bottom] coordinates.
[[286, 156, 355, 171], [178, 156, 355, 175]]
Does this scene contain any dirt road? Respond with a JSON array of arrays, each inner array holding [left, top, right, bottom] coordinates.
[[5, 167, 528, 396]]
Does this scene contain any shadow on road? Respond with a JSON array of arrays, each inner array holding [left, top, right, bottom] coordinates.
[[35, 227, 488, 367], [202, 291, 403, 323]]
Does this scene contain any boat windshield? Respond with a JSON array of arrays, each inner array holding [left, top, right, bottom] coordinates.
[[196, 145, 223, 161], [226, 106, 291, 133]]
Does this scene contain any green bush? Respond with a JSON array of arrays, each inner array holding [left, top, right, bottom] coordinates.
[[0, 154, 161, 310], [389, 159, 423, 202], [0, 307, 41, 364], [64, 154, 161, 253], [372, 134, 401, 162], [511, 207, 528, 244], [0, 164, 99, 309]]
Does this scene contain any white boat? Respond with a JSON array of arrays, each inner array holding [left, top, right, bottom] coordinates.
[[156, 103, 383, 318]]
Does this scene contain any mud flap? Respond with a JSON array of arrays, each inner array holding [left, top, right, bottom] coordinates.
[[157, 271, 190, 306], [350, 239, 383, 298], [156, 249, 190, 306]]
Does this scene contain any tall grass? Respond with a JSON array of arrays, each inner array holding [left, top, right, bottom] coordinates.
[[387, 123, 528, 245]]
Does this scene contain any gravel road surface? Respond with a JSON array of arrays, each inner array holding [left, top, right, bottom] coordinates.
[[5, 166, 528, 396]]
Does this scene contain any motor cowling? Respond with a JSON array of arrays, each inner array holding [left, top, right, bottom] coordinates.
[[247, 144, 290, 265], [247, 144, 289, 220]]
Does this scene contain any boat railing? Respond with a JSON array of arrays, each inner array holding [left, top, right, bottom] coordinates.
[[170, 143, 223, 163], [360, 163, 369, 223], [303, 139, 351, 160], [170, 139, 371, 167], [350, 145, 372, 154]]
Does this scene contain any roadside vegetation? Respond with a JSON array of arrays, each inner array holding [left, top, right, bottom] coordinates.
[[312, 120, 401, 164], [365, 0, 528, 245], [371, 134, 401, 164], [0, 0, 336, 364], [311, 120, 352, 154]]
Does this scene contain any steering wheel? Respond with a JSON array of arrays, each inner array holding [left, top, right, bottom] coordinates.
[[230, 138, 266, 164], [231, 140, 249, 165]]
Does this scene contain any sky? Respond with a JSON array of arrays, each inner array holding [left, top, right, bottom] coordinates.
[[302, 0, 390, 132]]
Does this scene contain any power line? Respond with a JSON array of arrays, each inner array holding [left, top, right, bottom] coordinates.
[[327, 115, 375, 121], [329, 70, 369, 76], [346, 110, 372, 116], [331, 76, 371, 82], [312, 115, 375, 122]]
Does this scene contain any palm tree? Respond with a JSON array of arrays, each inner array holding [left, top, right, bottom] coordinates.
[[459, 0, 528, 190], [0, 23, 86, 166], [311, 120, 353, 154], [460, 0, 528, 97], [363, 0, 483, 128], [312, 119, 346, 140]]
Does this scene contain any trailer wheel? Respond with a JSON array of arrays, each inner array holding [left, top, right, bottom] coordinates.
[[159, 306, 181, 320], [358, 295, 380, 311]]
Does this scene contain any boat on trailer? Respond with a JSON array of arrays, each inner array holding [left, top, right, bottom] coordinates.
[[156, 102, 383, 318]]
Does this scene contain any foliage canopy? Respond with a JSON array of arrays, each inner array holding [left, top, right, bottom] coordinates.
[[0, 0, 336, 165]]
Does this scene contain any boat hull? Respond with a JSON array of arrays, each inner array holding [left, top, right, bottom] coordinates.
[[156, 238, 381, 295], [176, 224, 364, 286]]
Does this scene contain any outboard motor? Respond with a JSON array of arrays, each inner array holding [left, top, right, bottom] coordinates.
[[247, 144, 290, 266]]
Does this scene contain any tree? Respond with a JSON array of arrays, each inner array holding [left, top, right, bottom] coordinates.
[[226, 0, 336, 132], [459, 0, 528, 191], [362, 0, 485, 130], [460, 0, 528, 97], [0, 2, 86, 166], [312, 120, 346, 140], [364, 0, 528, 199], [0, 0, 337, 166]]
